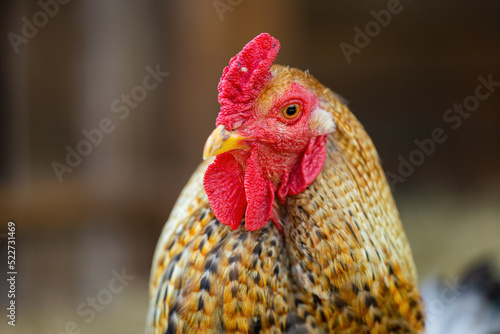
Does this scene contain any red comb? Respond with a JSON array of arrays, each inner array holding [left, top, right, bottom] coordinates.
[[216, 33, 280, 130]]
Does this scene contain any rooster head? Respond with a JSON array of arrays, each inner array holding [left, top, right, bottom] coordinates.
[[203, 33, 335, 231]]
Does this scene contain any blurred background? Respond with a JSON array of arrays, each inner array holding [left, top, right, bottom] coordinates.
[[0, 0, 499, 332]]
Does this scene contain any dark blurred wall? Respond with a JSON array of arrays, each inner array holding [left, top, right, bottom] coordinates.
[[0, 2, 11, 181]]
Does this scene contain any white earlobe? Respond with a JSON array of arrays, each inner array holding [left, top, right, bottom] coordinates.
[[309, 107, 335, 135]]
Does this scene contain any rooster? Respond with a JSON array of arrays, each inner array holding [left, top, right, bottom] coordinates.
[[146, 33, 425, 333]]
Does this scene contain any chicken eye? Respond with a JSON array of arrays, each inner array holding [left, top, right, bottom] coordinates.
[[281, 104, 301, 119]]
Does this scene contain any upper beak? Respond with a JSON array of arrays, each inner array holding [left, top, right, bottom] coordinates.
[[203, 125, 250, 160]]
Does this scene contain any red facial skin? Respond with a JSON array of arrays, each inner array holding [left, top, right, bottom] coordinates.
[[204, 83, 328, 231], [203, 33, 329, 231]]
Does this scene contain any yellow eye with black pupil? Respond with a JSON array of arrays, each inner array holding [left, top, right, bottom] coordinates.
[[282, 104, 301, 119]]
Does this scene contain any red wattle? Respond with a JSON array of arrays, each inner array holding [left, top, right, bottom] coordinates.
[[203, 153, 247, 230], [288, 135, 328, 195], [244, 151, 274, 231]]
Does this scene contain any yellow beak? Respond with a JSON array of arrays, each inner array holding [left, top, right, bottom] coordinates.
[[203, 125, 250, 160]]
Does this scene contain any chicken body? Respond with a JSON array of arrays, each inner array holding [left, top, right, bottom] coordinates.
[[146, 62, 425, 333]]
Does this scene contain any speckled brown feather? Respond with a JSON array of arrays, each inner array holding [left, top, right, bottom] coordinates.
[[146, 66, 425, 333]]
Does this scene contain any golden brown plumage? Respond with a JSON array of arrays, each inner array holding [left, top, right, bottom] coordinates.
[[146, 43, 425, 333]]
